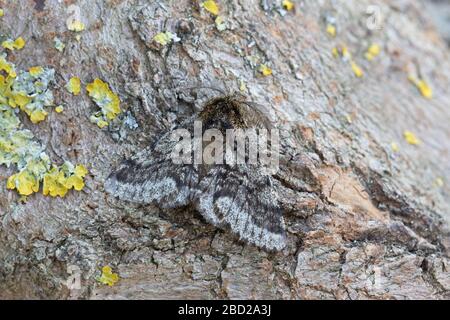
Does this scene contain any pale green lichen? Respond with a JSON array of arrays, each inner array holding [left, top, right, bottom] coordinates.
[[215, 16, 227, 31], [0, 105, 44, 168], [11, 67, 55, 123], [53, 37, 66, 52]]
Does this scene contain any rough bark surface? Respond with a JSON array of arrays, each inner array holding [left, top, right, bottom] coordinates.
[[0, 0, 449, 299]]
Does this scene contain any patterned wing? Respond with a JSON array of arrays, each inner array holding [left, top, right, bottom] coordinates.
[[104, 123, 199, 208], [195, 165, 286, 251], [105, 95, 287, 252]]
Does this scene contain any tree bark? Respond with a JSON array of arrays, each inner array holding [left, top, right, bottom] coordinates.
[[0, 0, 449, 299]]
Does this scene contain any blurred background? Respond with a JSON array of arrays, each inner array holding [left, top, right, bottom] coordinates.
[[426, 0, 450, 46]]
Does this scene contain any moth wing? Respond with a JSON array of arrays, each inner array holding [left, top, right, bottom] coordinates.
[[105, 124, 199, 207], [195, 165, 286, 251]]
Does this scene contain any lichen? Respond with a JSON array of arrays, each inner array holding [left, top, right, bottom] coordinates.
[[0, 54, 17, 77], [0, 62, 55, 124], [86, 78, 121, 128], [403, 130, 420, 145], [42, 163, 88, 197], [53, 37, 65, 52], [1, 103, 88, 197], [350, 61, 363, 78], [202, 0, 219, 16], [325, 14, 337, 37], [365, 43, 381, 61], [408, 75, 432, 99], [326, 24, 336, 37], [332, 45, 364, 78], [1, 54, 87, 197], [11, 66, 55, 124], [434, 177, 444, 188], [66, 77, 81, 96], [258, 64, 273, 76], [2, 37, 25, 51], [67, 20, 85, 32], [153, 31, 180, 46], [98, 266, 119, 286], [215, 16, 227, 31], [391, 141, 399, 152], [282, 0, 295, 11]]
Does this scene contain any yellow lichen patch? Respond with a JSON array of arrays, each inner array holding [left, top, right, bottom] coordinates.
[[14, 37, 25, 49], [365, 43, 381, 61], [153, 32, 178, 46], [434, 177, 444, 188], [258, 64, 272, 76], [87, 78, 121, 128], [55, 105, 64, 113], [42, 163, 88, 197], [341, 46, 350, 59], [415, 80, 432, 99], [67, 20, 85, 32], [7, 169, 40, 196], [90, 117, 109, 129], [350, 61, 363, 78], [29, 109, 48, 124], [29, 66, 44, 77], [403, 130, 420, 145], [391, 142, 399, 152], [0, 54, 17, 77], [202, 0, 219, 16], [42, 168, 68, 197], [10, 93, 31, 109], [408, 75, 432, 99], [2, 37, 26, 51], [332, 47, 339, 58], [1, 41, 14, 51], [6, 155, 87, 197], [333, 45, 351, 60], [66, 164, 88, 191], [6, 157, 50, 197], [333, 45, 363, 78], [66, 77, 81, 95], [0, 9, 4, 17], [282, 0, 295, 11], [326, 24, 336, 37], [98, 266, 119, 286]]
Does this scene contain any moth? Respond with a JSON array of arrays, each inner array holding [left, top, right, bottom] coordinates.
[[105, 95, 286, 251]]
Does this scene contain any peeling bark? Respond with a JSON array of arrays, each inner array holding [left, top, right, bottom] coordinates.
[[0, 0, 449, 299]]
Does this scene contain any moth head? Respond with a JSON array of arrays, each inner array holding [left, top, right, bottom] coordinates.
[[199, 94, 272, 132]]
